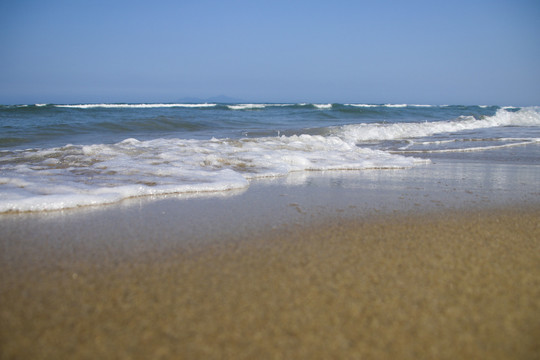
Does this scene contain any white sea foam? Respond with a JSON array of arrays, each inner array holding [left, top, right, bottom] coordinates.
[[227, 104, 267, 110], [393, 139, 539, 153], [384, 104, 408, 108], [346, 104, 435, 108], [56, 103, 217, 109], [268, 103, 294, 107], [338, 107, 540, 143], [313, 104, 332, 109], [2, 106, 537, 213], [344, 103, 411, 108], [345, 104, 379, 108], [227, 104, 294, 110], [0, 134, 423, 213]]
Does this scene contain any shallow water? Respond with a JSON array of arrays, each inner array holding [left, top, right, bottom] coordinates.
[[0, 103, 538, 212]]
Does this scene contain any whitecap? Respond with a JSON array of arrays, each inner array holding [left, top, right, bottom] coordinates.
[[56, 103, 217, 109], [313, 104, 332, 109], [338, 107, 540, 143], [0, 132, 424, 213], [227, 104, 267, 110], [383, 104, 408, 108], [345, 104, 379, 108]]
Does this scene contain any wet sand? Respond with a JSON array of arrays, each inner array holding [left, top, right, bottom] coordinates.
[[1, 160, 539, 359]]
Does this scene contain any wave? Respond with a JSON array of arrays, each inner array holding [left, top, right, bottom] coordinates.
[[227, 104, 269, 110], [0, 134, 424, 213], [55, 103, 218, 109], [227, 103, 317, 110], [1, 103, 515, 113], [344, 104, 379, 108], [341, 104, 432, 108], [53, 103, 314, 111], [313, 104, 333, 109], [383, 104, 408, 108], [1, 105, 538, 213], [392, 138, 539, 153], [226, 103, 334, 110], [337, 107, 540, 143], [50, 102, 436, 111], [344, 104, 502, 109]]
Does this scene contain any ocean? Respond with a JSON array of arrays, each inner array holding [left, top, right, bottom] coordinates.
[[0, 103, 539, 213]]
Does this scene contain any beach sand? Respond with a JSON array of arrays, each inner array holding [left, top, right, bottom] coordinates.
[[1, 160, 539, 359]]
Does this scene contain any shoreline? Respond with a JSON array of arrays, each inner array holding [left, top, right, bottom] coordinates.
[[1, 158, 539, 359]]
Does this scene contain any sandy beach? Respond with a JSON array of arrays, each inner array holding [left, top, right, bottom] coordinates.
[[3, 0, 540, 357], [1, 159, 539, 359]]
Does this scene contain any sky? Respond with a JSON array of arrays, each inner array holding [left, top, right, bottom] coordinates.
[[1, 0, 539, 105]]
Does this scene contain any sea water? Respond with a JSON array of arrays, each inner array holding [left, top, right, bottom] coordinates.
[[0, 103, 538, 212]]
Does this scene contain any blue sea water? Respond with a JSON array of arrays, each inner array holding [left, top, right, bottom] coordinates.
[[0, 103, 539, 212]]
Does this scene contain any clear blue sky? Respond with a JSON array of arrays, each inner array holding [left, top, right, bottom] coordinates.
[[1, 0, 539, 105]]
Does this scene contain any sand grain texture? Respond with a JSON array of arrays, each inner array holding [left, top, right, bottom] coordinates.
[[1, 208, 539, 359]]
